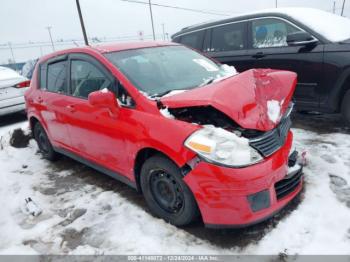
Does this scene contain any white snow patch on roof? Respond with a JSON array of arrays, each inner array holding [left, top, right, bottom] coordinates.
[[267, 100, 281, 124]]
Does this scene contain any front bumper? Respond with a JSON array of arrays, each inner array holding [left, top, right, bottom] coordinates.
[[183, 131, 303, 228]]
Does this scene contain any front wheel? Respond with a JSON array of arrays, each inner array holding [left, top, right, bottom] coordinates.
[[341, 90, 350, 126], [140, 155, 199, 226]]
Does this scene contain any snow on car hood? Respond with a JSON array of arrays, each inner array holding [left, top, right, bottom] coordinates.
[[161, 69, 297, 132]]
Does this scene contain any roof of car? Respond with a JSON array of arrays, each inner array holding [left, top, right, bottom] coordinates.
[[172, 7, 336, 42], [39, 41, 179, 63]]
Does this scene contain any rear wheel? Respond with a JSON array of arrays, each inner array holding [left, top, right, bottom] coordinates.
[[33, 122, 57, 161], [140, 155, 199, 226], [341, 90, 350, 126]]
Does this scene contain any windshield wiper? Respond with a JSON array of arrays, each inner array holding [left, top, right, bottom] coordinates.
[[150, 90, 175, 98], [200, 77, 215, 87]]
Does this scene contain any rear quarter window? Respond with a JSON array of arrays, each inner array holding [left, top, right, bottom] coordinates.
[[179, 30, 205, 50], [47, 61, 67, 93], [39, 64, 47, 89]]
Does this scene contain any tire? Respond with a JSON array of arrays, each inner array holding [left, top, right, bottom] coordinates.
[[33, 122, 57, 161], [140, 154, 199, 226], [341, 90, 350, 126]]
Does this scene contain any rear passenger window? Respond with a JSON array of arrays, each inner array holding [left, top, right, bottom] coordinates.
[[47, 61, 67, 93], [180, 31, 204, 50], [70, 60, 112, 99], [211, 22, 246, 52]]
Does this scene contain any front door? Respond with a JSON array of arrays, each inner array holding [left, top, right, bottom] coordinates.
[[64, 54, 127, 173]]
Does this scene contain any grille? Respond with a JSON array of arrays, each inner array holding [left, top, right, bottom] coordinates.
[[274, 169, 303, 200], [249, 104, 293, 157]]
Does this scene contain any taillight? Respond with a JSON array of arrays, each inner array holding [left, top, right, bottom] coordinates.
[[15, 80, 31, 88]]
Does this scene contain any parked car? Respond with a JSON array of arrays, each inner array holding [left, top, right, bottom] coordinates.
[[21, 59, 38, 79], [0, 66, 30, 116], [25, 42, 303, 228], [172, 8, 350, 124]]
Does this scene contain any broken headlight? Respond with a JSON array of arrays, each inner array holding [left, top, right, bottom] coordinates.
[[184, 125, 263, 167]]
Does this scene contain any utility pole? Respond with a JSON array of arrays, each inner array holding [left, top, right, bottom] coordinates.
[[162, 23, 166, 41], [8, 42, 16, 66], [341, 0, 346, 16], [333, 1, 336, 13], [148, 0, 156, 40], [275, 0, 278, 8], [75, 0, 89, 45], [46, 26, 55, 51]]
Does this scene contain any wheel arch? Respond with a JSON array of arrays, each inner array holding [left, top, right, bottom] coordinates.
[[133, 147, 193, 192], [329, 69, 350, 112], [29, 116, 40, 133]]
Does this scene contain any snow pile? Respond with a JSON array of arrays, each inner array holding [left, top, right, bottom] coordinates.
[[267, 100, 282, 124]]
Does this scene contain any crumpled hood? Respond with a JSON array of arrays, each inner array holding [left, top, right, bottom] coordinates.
[[161, 69, 297, 131]]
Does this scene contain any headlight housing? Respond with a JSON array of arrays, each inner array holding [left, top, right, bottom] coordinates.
[[185, 125, 263, 167]]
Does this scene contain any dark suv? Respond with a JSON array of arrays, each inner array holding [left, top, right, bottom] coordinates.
[[172, 8, 350, 124]]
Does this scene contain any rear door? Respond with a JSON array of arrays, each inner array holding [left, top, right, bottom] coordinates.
[[247, 17, 324, 108], [38, 57, 72, 147], [206, 21, 253, 72]]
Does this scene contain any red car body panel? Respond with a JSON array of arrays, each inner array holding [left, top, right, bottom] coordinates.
[[161, 69, 297, 131], [183, 132, 303, 227], [25, 42, 302, 227]]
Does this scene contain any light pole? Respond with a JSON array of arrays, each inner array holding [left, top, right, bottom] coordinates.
[[162, 23, 166, 41], [148, 0, 156, 40], [46, 26, 55, 51], [8, 42, 16, 66], [333, 1, 336, 13], [75, 0, 89, 45], [341, 0, 346, 16], [275, 0, 278, 8]]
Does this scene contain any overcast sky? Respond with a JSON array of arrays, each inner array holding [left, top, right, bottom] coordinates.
[[0, 0, 349, 64]]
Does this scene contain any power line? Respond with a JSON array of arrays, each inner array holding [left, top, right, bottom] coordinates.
[[120, 0, 232, 16]]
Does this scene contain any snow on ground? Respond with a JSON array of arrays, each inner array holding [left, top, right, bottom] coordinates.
[[0, 118, 350, 255]]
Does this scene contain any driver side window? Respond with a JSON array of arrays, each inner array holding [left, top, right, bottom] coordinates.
[[251, 18, 302, 48], [70, 60, 113, 99]]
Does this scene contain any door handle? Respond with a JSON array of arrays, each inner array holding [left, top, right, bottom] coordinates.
[[252, 52, 266, 59], [66, 105, 76, 112], [37, 97, 43, 103]]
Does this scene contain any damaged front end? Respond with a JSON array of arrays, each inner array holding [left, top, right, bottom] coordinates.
[[158, 69, 298, 167], [163, 102, 294, 168]]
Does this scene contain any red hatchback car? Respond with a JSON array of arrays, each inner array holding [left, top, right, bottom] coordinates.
[[25, 42, 303, 228]]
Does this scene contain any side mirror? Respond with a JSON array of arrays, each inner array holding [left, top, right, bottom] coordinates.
[[287, 32, 318, 46], [88, 89, 119, 116]]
